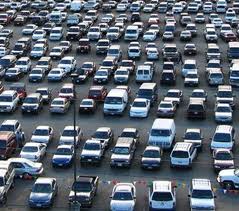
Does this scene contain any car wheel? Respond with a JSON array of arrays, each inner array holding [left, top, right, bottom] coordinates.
[[223, 181, 234, 190]]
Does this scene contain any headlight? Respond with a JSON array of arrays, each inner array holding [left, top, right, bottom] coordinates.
[[95, 156, 99, 159], [81, 155, 85, 159]]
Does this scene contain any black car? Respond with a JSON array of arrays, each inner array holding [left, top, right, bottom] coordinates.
[[160, 70, 176, 85], [184, 43, 197, 56], [5, 68, 24, 81], [76, 39, 91, 53], [71, 68, 89, 84], [42, 22, 56, 35], [187, 99, 206, 119], [131, 12, 141, 22], [59, 41, 72, 53], [79, 99, 97, 113]]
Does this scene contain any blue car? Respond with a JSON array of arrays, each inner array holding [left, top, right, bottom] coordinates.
[[52, 145, 74, 167], [29, 177, 58, 208]]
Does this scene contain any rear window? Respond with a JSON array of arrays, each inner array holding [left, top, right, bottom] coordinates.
[[151, 129, 171, 136], [172, 151, 189, 158], [0, 140, 6, 149], [152, 192, 173, 201]]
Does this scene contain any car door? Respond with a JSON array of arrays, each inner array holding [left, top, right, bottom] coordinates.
[[12, 162, 25, 176]]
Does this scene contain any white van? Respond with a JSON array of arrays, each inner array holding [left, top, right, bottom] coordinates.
[[124, 25, 139, 41], [170, 142, 197, 168], [148, 118, 176, 149], [229, 63, 239, 86], [70, 1, 83, 12], [104, 89, 128, 115], [136, 65, 153, 83]]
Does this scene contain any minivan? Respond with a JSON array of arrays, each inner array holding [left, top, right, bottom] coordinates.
[[104, 88, 128, 115], [148, 118, 176, 149], [0, 132, 17, 160], [137, 83, 158, 105], [124, 25, 139, 41], [170, 142, 197, 168]]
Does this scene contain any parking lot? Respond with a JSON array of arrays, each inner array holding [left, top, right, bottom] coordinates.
[[1, 0, 239, 211]]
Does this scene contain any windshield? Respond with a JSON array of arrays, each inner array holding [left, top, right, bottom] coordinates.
[[72, 182, 91, 192], [166, 92, 179, 97], [0, 177, 4, 186], [120, 132, 136, 138], [33, 129, 49, 136], [113, 147, 129, 154], [217, 91, 232, 98], [191, 92, 204, 98], [0, 125, 14, 132], [56, 147, 72, 155], [185, 132, 200, 140], [105, 97, 122, 104], [213, 133, 231, 142], [0, 96, 12, 102], [138, 89, 153, 97], [231, 71, 239, 77], [151, 129, 170, 136], [0, 140, 6, 149], [60, 88, 73, 94], [84, 142, 100, 150], [113, 191, 133, 200], [152, 192, 173, 201], [143, 150, 160, 158], [22, 146, 38, 153], [215, 152, 233, 160], [62, 130, 77, 137], [216, 106, 231, 112], [93, 131, 109, 139], [31, 69, 42, 74], [24, 97, 38, 104], [132, 101, 146, 107], [191, 190, 213, 199], [32, 183, 52, 193]]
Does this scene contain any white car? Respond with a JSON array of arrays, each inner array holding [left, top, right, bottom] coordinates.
[[215, 103, 232, 123], [87, 26, 102, 40], [49, 47, 64, 60], [15, 57, 31, 73], [114, 68, 129, 84], [157, 100, 176, 117], [20, 142, 47, 162], [49, 27, 63, 41], [116, 3, 128, 12], [143, 30, 157, 41], [130, 98, 150, 118], [32, 29, 46, 41], [50, 97, 70, 114], [22, 24, 38, 35], [189, 179, 216, 211], [30, 44, 47, 59], [190, 89, 207, 102], [184, 71, 199, 87], [110, 183, 136, 211], [59, 126, 82, 146], [217, 168, 239, 189], [0, 47, 9, 57], [31, 126, 54, 145], [128, 46, 141, 59], [146, 47, 159, 60], [164, 89, 183, 106], [172, 2, 184, 13], [47, 68, 66, 82], [212, 18, 223, 28], [57, 56, 76, 73], [0, 90, 19, 113]]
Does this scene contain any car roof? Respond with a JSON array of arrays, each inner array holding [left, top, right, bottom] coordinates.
[[192, 179, 211, 190], [96, 127, 111, 132], [35, 177, 55, 184], [153, 181, 172, 192], [35, 125, 50, 130]]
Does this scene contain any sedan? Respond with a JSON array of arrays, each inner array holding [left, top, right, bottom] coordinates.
[[8, 157, 44, 178], [28, 68, 45, 82], [184, 43, 197, 56], [52, 145, 74, 167], [20, 142, 47, 162], [92, 127, 114, 149], [31, 126, 54, 146], [130, 98, 150, 118], [22, 24, 38, 35], [213, 149, 234, 172], [28, 177, 58, 208], [50, 98, 70, 114], [157, 100, 176, 117], [180, 30, 192, 41], [32, 29, 46, 41], [141, 146, 162, 169], [110, 183, 136, 211], [215, 103, 233, 123], [47, 68, 66, 82], [79, 99, 97, 114], [143, 30, 157, 42], [71, 68, 89, 84], [49, 47, 64, 60], [4, 67, 24, 81]]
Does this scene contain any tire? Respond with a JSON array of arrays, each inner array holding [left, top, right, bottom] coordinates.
[[223, 181, 234, 190]]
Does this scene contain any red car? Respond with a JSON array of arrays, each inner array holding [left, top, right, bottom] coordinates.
[[88, 86, 107, 102], [9, 82, 26, 102]]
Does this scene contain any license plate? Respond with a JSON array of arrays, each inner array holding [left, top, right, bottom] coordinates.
[[194, 112, 198, 114], [58, 164, 63, 166], [36, 204, 41, 207], [148, 166, 152, 169], [84, 108, 88, 110], [88, 159, 92, 162], [118, 163, 122, 167]]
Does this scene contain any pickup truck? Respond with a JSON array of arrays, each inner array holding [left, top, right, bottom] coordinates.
[[68, 176, 99, 207]]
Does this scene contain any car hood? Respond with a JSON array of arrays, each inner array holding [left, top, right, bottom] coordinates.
[[219, 169, 235, 177], [30, 192, 52, 201], [214, 159, 234, 166], [53, 154, 72, 160], [111, 154, 130, 160], [31, 136, 50, 142], [69, 190, 90, 198], [81, 149, 101, 156]]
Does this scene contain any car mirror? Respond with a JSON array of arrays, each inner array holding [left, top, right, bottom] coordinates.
[[134, 196, 136, 199], [188, 194, 191, 197], [111, 149, 113, 152], [109, 196, 112, 198], [214, 195, 217, 198]]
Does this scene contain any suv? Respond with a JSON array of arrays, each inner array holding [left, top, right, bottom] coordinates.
[[210, 125, 235, 151], [141, 146, 162, 169], [0, 90, 19, 113], [183, 128, 203, 151], [187, 99, 206, 119], [21, 93, 43, 114], [149, 181, 177, 211], [110, 137, 136, 168], [162, 43, 179, 62], [170, 142, 197, 168], [215, 85, 235, 109], [206, 43, 221, 61], [188, 179, 216, 211], [213, 149, 234, 172], [88, 86, 108, 102]]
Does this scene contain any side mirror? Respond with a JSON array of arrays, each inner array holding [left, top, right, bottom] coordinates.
[[109, 196, 112, 198], [188, 194, 191, 197], [214, 195, 217, 198]]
